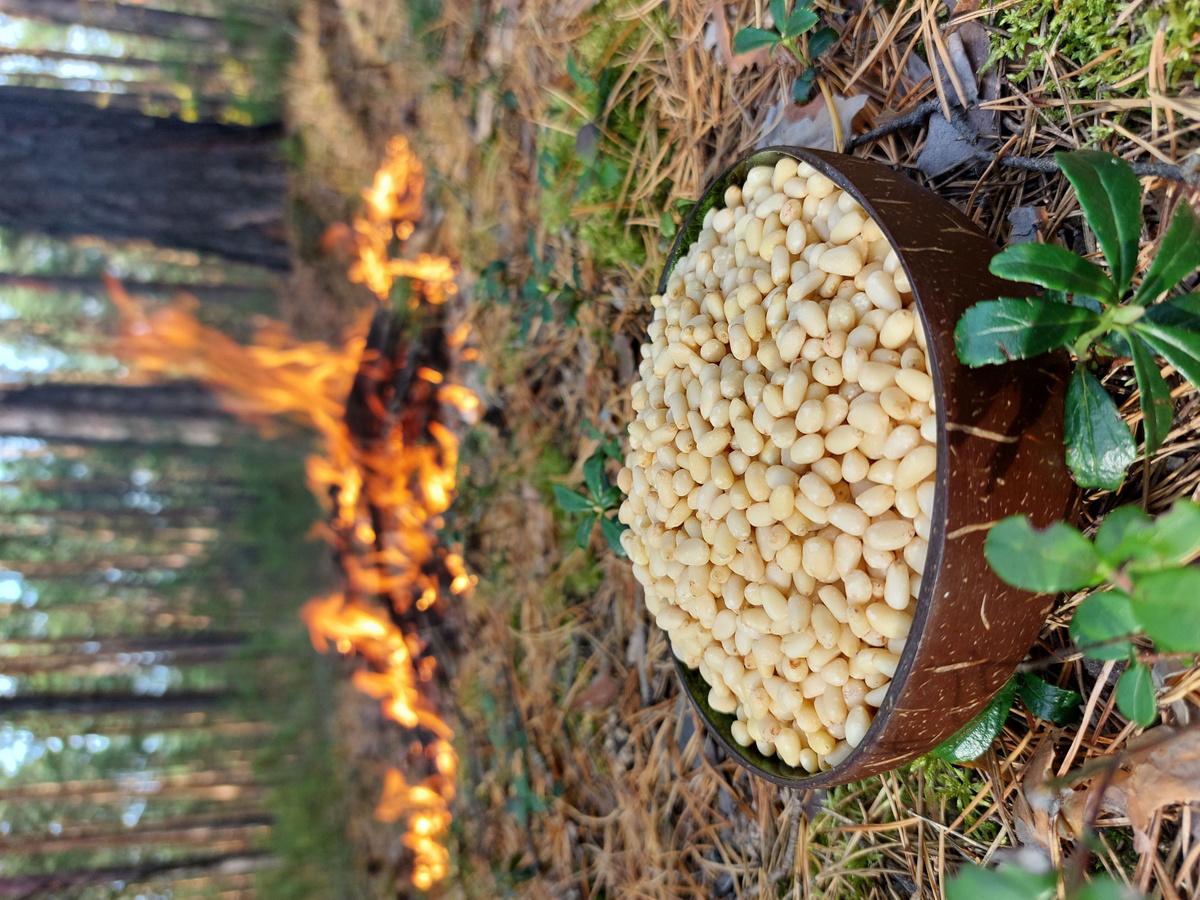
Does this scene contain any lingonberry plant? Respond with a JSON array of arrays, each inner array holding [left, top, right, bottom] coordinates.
[[732, 0, 838, 102], [553, 427, 629, 557], [955, 150, 1200, 490], [986, 500, 1200, 727]]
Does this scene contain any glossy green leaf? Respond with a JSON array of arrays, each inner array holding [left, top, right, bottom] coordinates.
[[1070, 591, 1138, 660], [1116, 661, 1157, 727], [1094, 505, 1154, 564], [985, 515, 1104, 592], [770, 0, 787, 31], [1131, 566, 1200, 652], [792, 67, 816, 103], [583, 453, 605, 502], [733, 26, 781, 54], [807, 26, 838, 58], [1135, 293, 1200, 389], [1018, 672, 1082, 723], [954, 297, 1100, 366], [553, 484, 595, 513], [599, 485, 624, 509], [946, 863, 1057, 900], [1056, 150, 1143, 295], [575, 512, 597, 549], [930, 677, 1019, 763], [659, 209, 677, 240], [989, 243, 1117, 304], [1105, 501, 1200, 574], [783, 5, 818, 37], [600, 515, 628, 558], [1134, 202, 1200, 304], [1064, 365, 1136, 490], [1127, 332, 1174, 457]]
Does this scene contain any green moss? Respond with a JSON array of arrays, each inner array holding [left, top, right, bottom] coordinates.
[[989, 0, 1200, 101]]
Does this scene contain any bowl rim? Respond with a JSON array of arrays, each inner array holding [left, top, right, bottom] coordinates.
[[656, 145, 954, 788]]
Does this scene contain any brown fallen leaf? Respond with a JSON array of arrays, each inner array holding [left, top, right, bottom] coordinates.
[[573, 671, 622, 711], [1061, 726, 1200, 851], [1013, 737, 1059, 850], [1108, 726, 1200, 853]]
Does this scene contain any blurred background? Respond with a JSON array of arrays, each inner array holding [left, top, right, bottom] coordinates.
[[0, 2, 358, 897]]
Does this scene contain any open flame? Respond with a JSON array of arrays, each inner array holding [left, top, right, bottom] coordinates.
[[111, 136, 471, 889]]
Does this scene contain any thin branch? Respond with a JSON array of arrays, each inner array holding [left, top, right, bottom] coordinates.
[[844, 100, 1200, 187]]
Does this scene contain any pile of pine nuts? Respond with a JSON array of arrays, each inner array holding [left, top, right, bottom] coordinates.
[[616, 156, 938, 773]]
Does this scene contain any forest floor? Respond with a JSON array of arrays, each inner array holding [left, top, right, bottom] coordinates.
[[278, 0, 1200, 897]]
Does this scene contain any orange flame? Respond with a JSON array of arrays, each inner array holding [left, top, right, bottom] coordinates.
[[348, 136, 458, 305], [110, 135, 476, 889]]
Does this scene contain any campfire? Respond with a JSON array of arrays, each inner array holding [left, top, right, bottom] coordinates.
[[112, 136, 474, 890]]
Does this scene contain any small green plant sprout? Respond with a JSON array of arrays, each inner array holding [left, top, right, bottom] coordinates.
[[552, 427, 628, 557], [948, 855, 1138, 900], [732, 0, 838, 103], [984, 500, 1200, 727], [955, 150, 1200, 490]]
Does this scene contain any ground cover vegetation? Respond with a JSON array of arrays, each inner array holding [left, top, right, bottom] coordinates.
[[274, 0, 1200, 895]]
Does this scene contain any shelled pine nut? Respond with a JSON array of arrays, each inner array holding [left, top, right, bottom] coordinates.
[[619, 156, 938, 771]]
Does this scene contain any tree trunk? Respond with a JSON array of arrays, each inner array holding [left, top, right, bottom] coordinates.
[[0, 811, 272, 854], [0, 851, 274, 900], [0, 689, 231, 715], [0, 383, 238, 446], [0, 91, 288, 269], [0, 0, 230, 45]]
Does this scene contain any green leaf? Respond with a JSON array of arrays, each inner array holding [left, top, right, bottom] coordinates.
[[946, 863, 1057, 900], [1135, 293, 1200, 389], [1116, 661, 1157, 727], [1131, 501, 1200, 570], [566, 54, 596, 96], [930, 678, 1020, 763], [596, 159, 621, 190], [1070, 591, 1138, 660], [600, 515, 629, 558], [599, 485, 624, 509], [1094, 505, 1154, 565], [989, 243, 1117, 304], [1125, 332, 1174, 457], [984, 515, 1104, 592], [792, 67, 816, 103], [783, 6, 818, 38], [1099, 501, 1200, 574], [575, 512, 597, 549], [733, 26, 781, 54], [1018, 672, 1082, 723], [1131, 566, 1200, 652], [1073, 878, 1137, 900], [1056, 150, 1143, 295], [1134, 202, 1200, 304], [954, 297, 1100, 366], [583, 453, 605, 502], [553, 484, 596, 513], [807, 26, 838, 59], [769, 0, 787, 31], [1064, 365, 1136, 490], [659, 209, 677, 240]]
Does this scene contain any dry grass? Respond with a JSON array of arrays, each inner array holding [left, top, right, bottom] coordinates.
[[280, 0, 1200, 896]]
